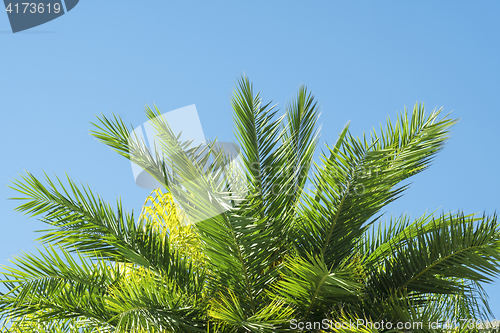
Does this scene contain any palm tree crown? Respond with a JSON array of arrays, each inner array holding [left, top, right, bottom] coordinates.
[[1, 76, 499, 332]]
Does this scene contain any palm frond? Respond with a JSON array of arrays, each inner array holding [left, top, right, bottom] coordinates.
[[0, 246, 118, 326], [9, 172, 199, 281], [276, 254, 362, 321], [106, 268, 206, 333], [297, 104, 457, 269], [366, 213, 500, 304]]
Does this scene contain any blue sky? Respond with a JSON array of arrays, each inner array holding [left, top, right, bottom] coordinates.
[[1, 0, 499, 317]]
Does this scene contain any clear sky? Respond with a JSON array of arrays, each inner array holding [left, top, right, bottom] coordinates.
[[1, 0, 499, 317]]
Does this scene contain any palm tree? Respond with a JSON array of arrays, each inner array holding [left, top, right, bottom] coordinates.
[[1, 75, 499, 332]]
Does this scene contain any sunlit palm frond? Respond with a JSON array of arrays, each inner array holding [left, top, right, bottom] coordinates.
[[0, 246, 118, 326], [365, 212, 500, 321], [140, 188, 205, 264], [297, 104, 457, 269]]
